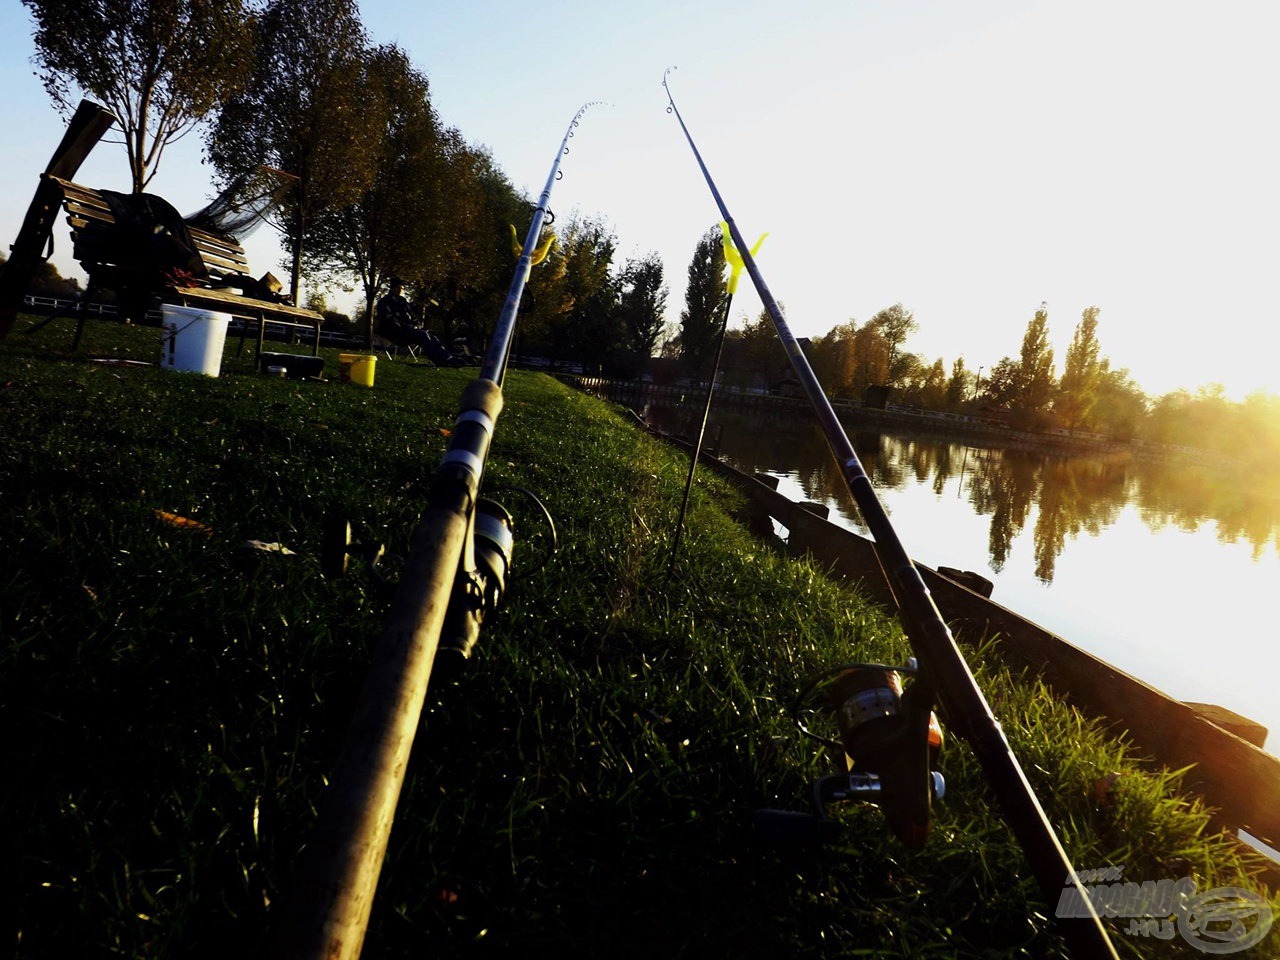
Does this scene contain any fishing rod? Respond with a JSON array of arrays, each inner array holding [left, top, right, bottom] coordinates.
[[274, 101, 601, 960], [664, 223, 764, 584], [662, 68, 1119, 959]]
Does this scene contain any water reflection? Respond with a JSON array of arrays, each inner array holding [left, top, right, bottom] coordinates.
[[642, 402, 1280, 584], [623, 393, 1280, 758]]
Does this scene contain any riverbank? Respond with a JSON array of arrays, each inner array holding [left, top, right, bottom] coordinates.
[[2, 316, 1275, 957], [566, 374, 1232, 468]]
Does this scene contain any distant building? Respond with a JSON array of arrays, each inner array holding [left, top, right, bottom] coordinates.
[[863, 384, 893, 409], [770, 377, 804, 398]]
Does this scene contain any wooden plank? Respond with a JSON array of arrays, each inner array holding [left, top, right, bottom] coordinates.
[[195, 251, 252, 276], [171, 285, 321, 322], [917, 566, 1280, 848], [194, 245, 250, 271], [49, 176, 109, 207], [1185, 702, 1268, 748], [64, 194, 112, 216], [63, 207, 109, 229], [188, 229, 249, 260], [54, 176, 253, 271]]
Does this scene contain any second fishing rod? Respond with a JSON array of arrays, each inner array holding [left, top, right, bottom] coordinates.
[[662, 68, 1118, 960], [274, 101, 600, 960]]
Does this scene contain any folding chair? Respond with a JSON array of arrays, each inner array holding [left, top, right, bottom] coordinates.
[[373, 334, 421, 362]]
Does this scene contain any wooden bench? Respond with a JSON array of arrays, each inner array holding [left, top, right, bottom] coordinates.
[[48, 175, 322, 358]]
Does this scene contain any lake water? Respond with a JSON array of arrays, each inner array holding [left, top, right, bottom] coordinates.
[[647, 403, 1280, 757]]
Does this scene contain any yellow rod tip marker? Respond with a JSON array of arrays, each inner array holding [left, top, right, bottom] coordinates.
[[719, 222, 767, 295]]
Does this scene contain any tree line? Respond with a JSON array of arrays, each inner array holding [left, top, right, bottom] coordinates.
[[832, 302, 1279, 471], [19, 0, 670, 359], [670, 235, 1279, 470], [0, 252, 82, 301]]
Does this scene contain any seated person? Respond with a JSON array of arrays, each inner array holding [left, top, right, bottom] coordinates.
[[375, 277, 457, 365]]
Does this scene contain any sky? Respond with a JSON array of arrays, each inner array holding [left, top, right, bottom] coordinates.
[[2, 0, 1278, 398]]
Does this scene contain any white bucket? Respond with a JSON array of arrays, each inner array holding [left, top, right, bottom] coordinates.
[[160, 304, 231, 377]]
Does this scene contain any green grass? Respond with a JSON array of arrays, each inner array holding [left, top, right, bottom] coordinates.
[[2, 315, 1276, 958]]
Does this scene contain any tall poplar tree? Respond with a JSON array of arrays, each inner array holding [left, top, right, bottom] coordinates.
[[533, 216, 619, 365], [945, 357, 970, 409], [918, 357, 948, 408], [1015, 304, 1056, 411], [679, 227, 726, 376], [868, 303, 918, 386], [1055, 306, 1103, 430], [810, 321, 858, 396]]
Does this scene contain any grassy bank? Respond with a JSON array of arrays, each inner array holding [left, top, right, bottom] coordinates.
[[2, 316, 1275, 958]]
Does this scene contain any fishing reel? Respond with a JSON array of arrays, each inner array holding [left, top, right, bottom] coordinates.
[[437, 486, 556, 662], [756, 661, 946, 848], [437, 496, 515, 661]]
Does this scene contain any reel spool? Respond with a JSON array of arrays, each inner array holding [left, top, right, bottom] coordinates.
[[824, 666, 943, 774], [756, 661, 946, 848], [438, 497, 514, 662]]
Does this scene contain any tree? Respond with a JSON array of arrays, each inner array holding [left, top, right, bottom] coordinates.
[[982, 356, 1020, 407], [680, 227, 726, 376], [208, 0, 377, 305], [30, 261, 83, 299], [917, 357, 948, 409], [617, 253, 668, 363], [1, 251, 84, 299], [23, 0, 255, 192], [428, 138, 532, 346], [1014, 304, 1056, 411], [810, 321, 858, 396], [1090, 361, 1147, 439], [534, 215, 619, 367], [945, 357, 970, 409], [849, 322, 891, 398], [1144, 385, 1232, 452], [1055, 305, 1103, 430], [731, 307, 785, 391], [304, 44, 449, 344], [868, 303, 918, 386], [1240, 391, 1280, 473]]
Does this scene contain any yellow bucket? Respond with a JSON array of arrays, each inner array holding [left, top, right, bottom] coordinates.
[[338, 353, 377, 387]]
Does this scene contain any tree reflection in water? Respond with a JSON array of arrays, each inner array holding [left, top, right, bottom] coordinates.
[[640, 402, 1280, 584]]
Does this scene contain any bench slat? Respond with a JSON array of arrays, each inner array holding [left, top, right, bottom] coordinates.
[[171, 285, 320, 322], [64, 201, 114, 225], [55, 179, 111, 208], [192, 238, 250, 267], [198, 255, 252, 276]]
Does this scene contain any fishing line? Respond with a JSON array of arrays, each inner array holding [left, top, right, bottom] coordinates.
[[664, 223, 764, 586], [663, 286, 733, 586]]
